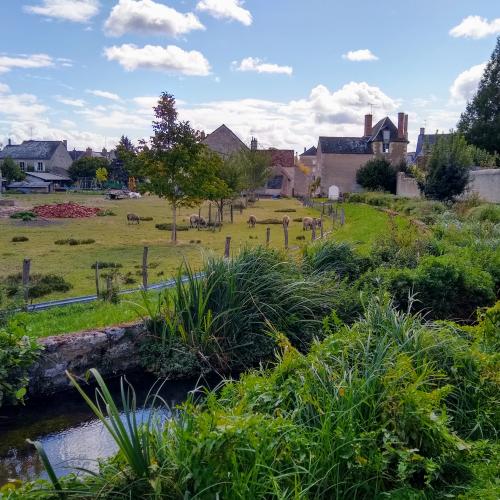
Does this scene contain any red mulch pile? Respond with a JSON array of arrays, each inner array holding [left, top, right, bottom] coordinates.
[[33, 203, 102, 218]]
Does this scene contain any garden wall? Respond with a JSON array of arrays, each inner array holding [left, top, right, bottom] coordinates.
[[28, 322, 146, 396], [396, 172, 421, 198]]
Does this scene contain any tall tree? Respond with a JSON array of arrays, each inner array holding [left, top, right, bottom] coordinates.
[[112, 135, 139, 183], [138, 92, 222, 242], [420, 133, 472, 202], [0, 157, 25, 184], [458, 36, 500, 154], [240, 149, 271, 199], [68, 156, 109, 181]]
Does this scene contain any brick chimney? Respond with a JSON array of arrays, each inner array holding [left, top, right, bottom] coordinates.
[[8, 138, 11, 146], [364, 114, 373, 136], [397, 112, 405, 139], [250, 137, 258, 151], [403, 114, 408, 140]]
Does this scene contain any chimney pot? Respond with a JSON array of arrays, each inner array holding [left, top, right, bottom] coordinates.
[[250, 137, 258, 151], [398, 112, 405, 139], [420, 127, 425, 135], [364, 114, 373, 136], [62, 139, 67, 149], [8, 138, 11, 146], [404, 114, 408, 140]]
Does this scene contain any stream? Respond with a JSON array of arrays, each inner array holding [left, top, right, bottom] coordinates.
[[0, 373, 211, 485]]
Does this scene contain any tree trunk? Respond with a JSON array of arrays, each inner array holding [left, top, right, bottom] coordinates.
[[219, 199, 224, 222], [171, 203, 177, 243]]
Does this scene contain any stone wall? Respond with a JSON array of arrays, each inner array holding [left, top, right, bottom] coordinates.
[[467, 169, 500, 203], [396, 172, 421, 198], [28, 322, 146, 396], [319, 152, 372, 195]]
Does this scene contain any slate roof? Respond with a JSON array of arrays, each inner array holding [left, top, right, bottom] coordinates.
[[318, 137, 372, 154], [368, 117, 404, 143], [26, 172, 71, 182], [203, 124, 248, 157], [69, 150, 86, 161], [8, 181, 50, 188], [300, 146, 317, 157], [415, 133, 452, 157], [0, 140, 64, 160], [262, 149, 295, 169]]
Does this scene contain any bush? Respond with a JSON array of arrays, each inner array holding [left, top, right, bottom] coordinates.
[[155, 223, 189, 231], [356, 158, 397, 193], [90, 262, 122, 269], [3, 273, 73, 300], [11, 236, 29, 242], [0, 321, 42, 407], [274, 208, 297, 213], [139, 216, 154, 221], [55, 238, 95, 245], [255, 218, 283, 224], [10, 211, 37, 221], [468, 204, 500, 224], [97, 209, 116, 217]]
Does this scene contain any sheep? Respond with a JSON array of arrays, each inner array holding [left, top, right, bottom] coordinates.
[[189, 214, 207, 228], [302, 216, 314, 230], [127, 213, 140, 224], [247, 215, 257, 228], [282, 215, 290, 227], [314, 218, 322, 228]]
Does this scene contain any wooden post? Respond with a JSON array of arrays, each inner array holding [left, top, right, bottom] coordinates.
[[322, 203, 325, 215], [283, 224, 289, 249], [224, 236, 231, 258], [320, 215, 324, 238], [22, 258, 31, 307], [311, 222, 316, 241], [106, 275, 112, 301], [208, 203, 212, 225], [197, 208, 201, 230], [239, 204, 243, 215], [142, 246, 149, 290], [340, 208, 345, 226], [230, 204, 234, 223], [266, 227, 271, 247], [95, 262, 100, 297]]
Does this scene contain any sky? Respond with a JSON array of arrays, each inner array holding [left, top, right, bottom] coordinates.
[[0, 0, 498, 153]]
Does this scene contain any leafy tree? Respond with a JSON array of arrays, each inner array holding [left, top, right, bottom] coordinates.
[[0, 157, 25, 183], [96, 167, 108, 184], [458, 36, 500, 155], [138, 92, 222, 242], [111, 135, 140, 183], [356, 157, 397, 193], [68, 156, 109, 181], [239, 149, 271, 198], [467, 144, 499, 168], [420, 133, 472, 201]]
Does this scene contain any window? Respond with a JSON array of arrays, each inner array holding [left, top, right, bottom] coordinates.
[[19, 161, 25, 171], [383, 143, 390, 153], [37, 162, 44, 171]]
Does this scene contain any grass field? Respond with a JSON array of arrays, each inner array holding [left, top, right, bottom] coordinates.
[[1, 193, 393, 300]]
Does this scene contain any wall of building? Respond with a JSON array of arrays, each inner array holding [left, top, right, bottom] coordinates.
[[47, 143, 73, 173], [319, 152, 372, 194], [371, 141, 407, 165], [396, 172, 421, 198]]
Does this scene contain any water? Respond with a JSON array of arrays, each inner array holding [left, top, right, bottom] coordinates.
[[0, 373, 207, 485]]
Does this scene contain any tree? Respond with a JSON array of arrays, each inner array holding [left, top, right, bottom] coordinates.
[[0, 157, 25, 183], [356, 157, 397, 193], [111, 135, 140, 183], [68, 156, 109, 181], [240, 149, 271, 198], [458, 36, 500, 155], [420, 133, 472, 201], [95, 167, 108, 185], [138, 92, 222, 242]]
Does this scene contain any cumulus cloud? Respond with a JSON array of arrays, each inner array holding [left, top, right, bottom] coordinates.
[[23, 0, 100, 23], [233, 57, 292, 75], [0, 53, 54, 74], [450, 62, 486, 102], [450, 15, 500, 39], [86, 89, 121, 101], [0, 83, 10, 93], [104, 0, 204, 37], [196, 0, 252, 26], [342, 49, 378, 62], [104, 43, 211, 76], [55, 96, 86, 107]]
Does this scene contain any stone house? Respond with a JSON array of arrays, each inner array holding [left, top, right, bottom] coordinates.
[[202, 124, 248, 158], [317, 113, 409, 195], [295, 146, 318, 197], [409, 128, 451, 167], [0, 139, 73, 175]]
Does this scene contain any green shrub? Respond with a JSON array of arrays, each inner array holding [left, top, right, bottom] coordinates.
[[0, 321, 42, 407], [10, 211, 37, 221], [139, 216, 154, 221], [11, 236, 29, 242], [97, 209, 116, 217], [55, 238, 95, 245], [274, 208, 297, 213], [3, 273, 73, 300], [255, 218, 282, 224], [155, 223, 189, 231], [90, 262, 122, 269], [468, 204, 500, 224], [356, 157, 397, 193]]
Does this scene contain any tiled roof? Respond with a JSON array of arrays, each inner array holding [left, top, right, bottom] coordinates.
[[300, 146, 317, 157], [415, 133, 452, 157], [0, 140, 64, 160], [319, 137, 371, 154]]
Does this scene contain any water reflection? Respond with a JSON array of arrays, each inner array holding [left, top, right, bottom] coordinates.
[[0, 374, 205, 485]]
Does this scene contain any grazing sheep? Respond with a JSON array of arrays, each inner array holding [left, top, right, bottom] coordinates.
[[282, 215, 290, 227], [127, 213, 140, 224], [247, 215, 257, 228], [189, 214, 207, 228], [314, 218, 322, 228], [302, 216, 314, 230]]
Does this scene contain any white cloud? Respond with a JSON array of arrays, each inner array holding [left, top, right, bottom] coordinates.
[[0, 83, 10, 93], [0, 53, 54, 74], [342, 49, 378, 62], [56, 96, 86, 107], [450, 15, 500, 39], [233, 57, 293, 75], [450, 62, 486, 102], [104, 43, 211, 76], [23, 0, 100, 23], [104, 0, 204, 37], [196, 0, 252, 26], [86, 89, 121, 101]]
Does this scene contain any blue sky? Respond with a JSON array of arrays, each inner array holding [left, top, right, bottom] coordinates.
[[0, 0, 498, 152]]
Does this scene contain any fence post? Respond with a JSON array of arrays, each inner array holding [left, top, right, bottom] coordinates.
[[22, 258, 31, 308], [106, 276, 112, 302], [340, 208, 345, 226], [230, 204, 234, 223], [311, 222, 316, 241], [283, 223, 289, 249], [322, 203, 325, 215], [320, 215, 324, 238], [142, 246, 149, 291], [266, 227, 271, 247], [197, 208, 201, 230], [208, 203, 212, 225], [95, 261, 100, 297], [224, 236, 231, 258]]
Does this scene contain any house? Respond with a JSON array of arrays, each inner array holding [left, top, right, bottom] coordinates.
[[411, 128, 451, 167], [295, 146, 318, 197], [69, 147, 115, 162], [202, 124, 248, 158], [0, 139, 73, 175], [317, 113, 409, 195]]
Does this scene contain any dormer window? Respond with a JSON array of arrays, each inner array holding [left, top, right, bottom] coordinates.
[[382, 128, 390, 153]]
